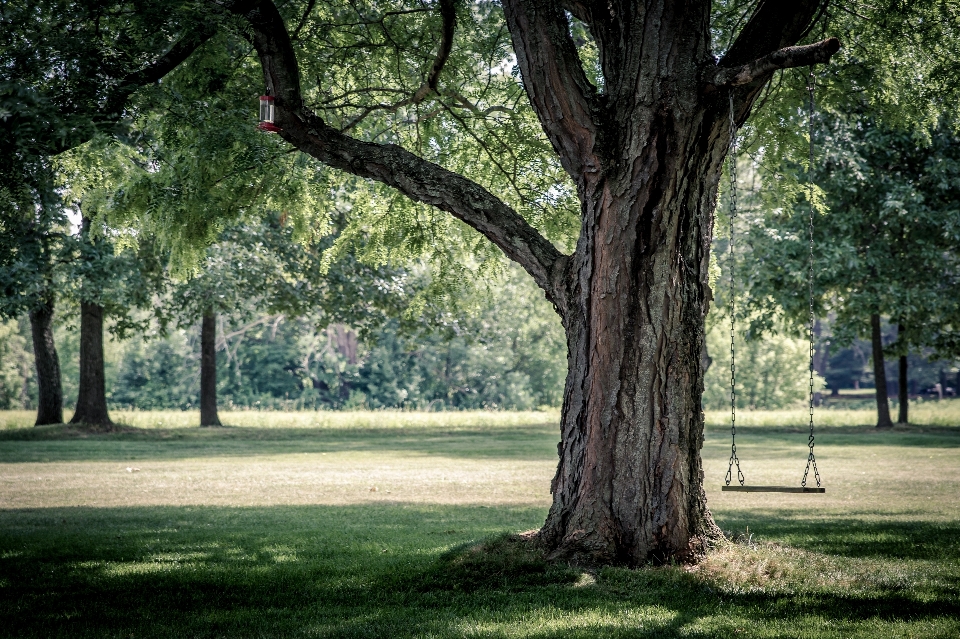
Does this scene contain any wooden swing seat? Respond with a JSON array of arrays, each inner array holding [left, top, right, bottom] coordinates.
[[722, 485, 825, 493]]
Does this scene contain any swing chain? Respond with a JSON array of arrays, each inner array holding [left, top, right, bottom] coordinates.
[[725, 93, 744, 487], [802, 69, 821, 489]]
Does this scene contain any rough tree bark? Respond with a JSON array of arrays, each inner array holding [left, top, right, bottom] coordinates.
[[897, 324, 908, 424], [230, 0, 837, 565], [69, 302, 112, 426], [200, 310, 221, 427], [29, 302, 63, 425], [871, 313, 894, 428]]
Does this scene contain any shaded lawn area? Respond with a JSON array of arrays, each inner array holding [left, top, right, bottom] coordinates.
[[1, 412, 959, 638]]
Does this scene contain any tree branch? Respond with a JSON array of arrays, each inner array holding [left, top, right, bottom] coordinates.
[[708, 37, 840, 88], [720, 0, 829, 68], [101, 20, 219, 122], [501, 0, 601, 183], [715, 0, 832, 124], [425, 0, 455, 93], [337, 0, 454, 133], [226, 0, 569, 310]]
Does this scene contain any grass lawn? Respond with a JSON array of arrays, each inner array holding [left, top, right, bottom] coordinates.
[[1, 404, 959, 638]]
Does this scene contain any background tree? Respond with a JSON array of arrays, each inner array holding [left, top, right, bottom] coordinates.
[[135, 211, 405, 424], [742, 115, 960, 428], [53, 140, 169, 427], [0, 173, 66, 424], [1, 0, 218, 425]]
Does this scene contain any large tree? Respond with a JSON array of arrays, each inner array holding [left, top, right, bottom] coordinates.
[[219, 0, 844, 565]]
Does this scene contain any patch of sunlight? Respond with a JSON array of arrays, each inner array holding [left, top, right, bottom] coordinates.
[[704, 398, 960, 429], [571, 571, 596, 588], [106, 409, 561, 431], [149, 551, 214, 564], [455, 605, 678, 637], [101, 560, 201, 576], [1, 550, 24, 559], [262, 545, 298, 563]]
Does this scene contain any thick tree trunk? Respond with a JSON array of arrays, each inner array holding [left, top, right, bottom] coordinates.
[[871, 314, 893, 428], [29, 303, 63, 425], [200, 311, 221, 427], [540, 114, 724, 566], [70, 302, 112, 426], [897, 324, 908, 424]]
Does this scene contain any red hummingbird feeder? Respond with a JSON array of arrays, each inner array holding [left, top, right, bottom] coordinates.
[[258, 94, 281, 133]]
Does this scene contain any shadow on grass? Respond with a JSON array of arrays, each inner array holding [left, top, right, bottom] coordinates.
[[3, 424, 959, 465], [715, 509, 960, 561], [0, 423, 560, 463], [704, 424, 960, 448], [1, 504, 958, 638]]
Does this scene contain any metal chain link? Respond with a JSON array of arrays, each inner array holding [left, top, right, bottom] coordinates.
[[725, 93, 744, 487], [802, 70, 821, 489]]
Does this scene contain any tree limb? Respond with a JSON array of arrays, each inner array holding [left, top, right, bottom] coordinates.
[[716, 0, 832, 125], [100, 19, 219, 123], [708, 37, 840, 89], [501, 0, 601, 183], [226, 0, 569, 310], [425, 0, 455, 93]]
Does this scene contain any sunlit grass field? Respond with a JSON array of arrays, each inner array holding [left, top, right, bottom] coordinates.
[[1, 403, 959, 638], [3, 397, 958, 430]]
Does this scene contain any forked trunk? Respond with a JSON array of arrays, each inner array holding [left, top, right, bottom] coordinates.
[[871, 313, 893, 428], [29, 303, 63, 425], [540, 115, 724, 565], [70, 302, 112, 426], [200, 310, 221, 427]]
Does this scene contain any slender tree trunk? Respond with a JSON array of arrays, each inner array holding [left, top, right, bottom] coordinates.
[[70, 302, 112, 426], [897, 324, 908, 424], [871, 314, 893, 428], [29, 303, 63, 425], [898, 354, 908, 424], [200, 310, 221, 426]]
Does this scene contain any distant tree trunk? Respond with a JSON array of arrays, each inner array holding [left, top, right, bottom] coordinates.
[[200, 310, 221, 426], [897, 324, 908, 424], [70, 302, 112, 426], [29, 302, 63, 425], [871, 314, 893, 428]]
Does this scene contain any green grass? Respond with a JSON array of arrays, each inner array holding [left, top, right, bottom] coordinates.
[[1, 407, 959, 638], [0, 408, 562, 431]]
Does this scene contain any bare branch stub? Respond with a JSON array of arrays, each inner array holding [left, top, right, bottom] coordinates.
[[708, 37, 841, 89]]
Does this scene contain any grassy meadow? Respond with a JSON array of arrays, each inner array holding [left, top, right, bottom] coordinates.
[[1, 403, 959, 637]]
